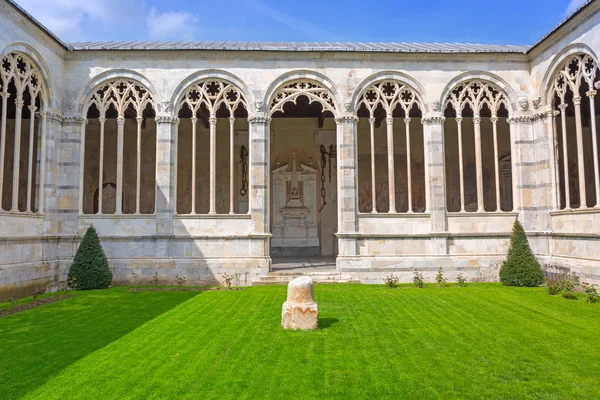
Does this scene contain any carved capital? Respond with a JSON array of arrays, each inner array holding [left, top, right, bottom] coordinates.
[[209, 116, 217, 125], [229, 116, 235, 124], [0, 91, 10, 100], [385, 116, 393, 125], [248, 115, 271, 125], [190, 117, 198, 125], [421, 116, 445, 125], [455, 117, 463, 125], [63, 116, 86, 125], [46, 112, 64, 123], [155, 115, 178, 125], [117, 116, 126, 126], [98, 116, 107, 124], [573, 95, 582, 106], [472, 116, 481, 124], [136, 116, 143, 125], [490, 116, 499, 124], [368, 117, 375, 125], [558, 103, 568, 111], [335, 115, 359, 125], [587, 90, 597, 99], [404, 117, 411, 124], [14, 97, 24, 108]]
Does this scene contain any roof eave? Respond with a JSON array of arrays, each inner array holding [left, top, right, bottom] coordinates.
[[5, 0, 70, 51]]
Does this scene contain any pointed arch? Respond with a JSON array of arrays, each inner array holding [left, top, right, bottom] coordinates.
[[440, 71, 518, 115], [351, 71, 429, 114], [171, 69, 253, 115], [263, 70, 340, 117]]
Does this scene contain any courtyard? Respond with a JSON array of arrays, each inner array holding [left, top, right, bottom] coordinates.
[[1, 284, 599, 399]]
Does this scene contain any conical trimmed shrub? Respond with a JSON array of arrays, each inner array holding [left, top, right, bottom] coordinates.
[[68, 226, 112, 290], [499, 219, 544, 287]]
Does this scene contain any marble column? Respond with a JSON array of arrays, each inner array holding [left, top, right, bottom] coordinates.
[[155, 113, 177, 235], [558, 103, 570, 210], [248, 115, 270, 235], [229, 116, 235, 215], [491, 115, 501, 212], [190, 117, 198, 214], [422, 115, 448, 253], [135, 116, 143, 214], [369, 116, 376, 213], [385, 116, 396, 212], [115, 116, 125, 214], [473, 114, 484, 212], [587, 90, 600, 207], [573, 95, 586, 208], [0, 91, 8, 210], [11, 96, 24, 211], [455, 116, 465, 212], [209, 115, 217, 214], [405, 117, 413, 213], [26, 105, 37, 212], [336, 115, 359, 259]]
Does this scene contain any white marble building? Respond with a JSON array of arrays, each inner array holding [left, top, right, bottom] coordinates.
[[1, 0, 600, 298]]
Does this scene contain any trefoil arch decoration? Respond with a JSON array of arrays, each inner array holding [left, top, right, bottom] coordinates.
[[269, 79, 336, 116], [0, 52, 47, 214], [80, 78, 157, 216], [356, 80, 426, 214], [358, 80, 424, 117], [443, 79, 514, 214], [175, 78, 250, 215], [547, 53, 600, 210]]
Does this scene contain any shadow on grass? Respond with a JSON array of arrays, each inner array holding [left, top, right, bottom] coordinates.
[[319, 317, 339, 329], [0, 288, 199, 400]]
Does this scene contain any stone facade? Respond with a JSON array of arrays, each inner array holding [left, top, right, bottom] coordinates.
[[1, 0, 600, 299]]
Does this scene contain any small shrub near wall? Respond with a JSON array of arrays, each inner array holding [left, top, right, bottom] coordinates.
[[68, 226, 112, 290], [499, 220, 544, 287]]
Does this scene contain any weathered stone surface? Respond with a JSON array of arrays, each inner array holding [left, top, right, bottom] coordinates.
[[282, 276, 319, 330]]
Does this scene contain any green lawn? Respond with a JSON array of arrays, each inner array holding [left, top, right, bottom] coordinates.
[[0, 284, 598, 400]]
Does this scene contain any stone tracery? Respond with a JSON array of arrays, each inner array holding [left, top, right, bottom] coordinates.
[[357, 80, 425, 213], [269, 79, 336, 116], [444, 79, 514, 213], [548, 54, 600, 210], [176, 79, 249, 215], [80, 79, 156, 214], [0, 52, 46, 213]]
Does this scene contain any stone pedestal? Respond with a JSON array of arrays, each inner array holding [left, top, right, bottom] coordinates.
[[281, 276, 319, 330]]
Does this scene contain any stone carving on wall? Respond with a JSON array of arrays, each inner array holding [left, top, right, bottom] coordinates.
[[270, 79, 336, 115], [177, 79, 247, 115], [518, 97, 529, 111], [532, 96, 542, 109], [358, 80, 424, 116], [87, 79, 154, 117], [445, 80, 509, 116]]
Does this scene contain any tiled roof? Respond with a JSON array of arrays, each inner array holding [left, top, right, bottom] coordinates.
[[66, 41, 530, 53]]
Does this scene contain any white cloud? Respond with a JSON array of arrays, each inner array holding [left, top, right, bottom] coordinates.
[[564, 0, 588, 16], [146, 7, 198, 41]]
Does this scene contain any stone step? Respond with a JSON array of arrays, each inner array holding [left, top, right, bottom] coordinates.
[[251, 272, 360, 286]]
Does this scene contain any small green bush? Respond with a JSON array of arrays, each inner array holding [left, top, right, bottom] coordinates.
[[583, 283, 600, 303], [457, 273, 468, 287], [436, 267, 448, 287], [413, 271, 426, 288], [499, 219, 544, 287], [68, 226, 112, 290], [384, 275, 400, 288]]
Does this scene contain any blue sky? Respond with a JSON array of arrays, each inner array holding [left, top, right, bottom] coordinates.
[[16, 0, 589, 45]]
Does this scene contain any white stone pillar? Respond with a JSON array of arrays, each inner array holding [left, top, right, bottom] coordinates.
[[558, 103, 570, 210], [547, 110, 559, 211], [422, 115, 448, 252], [78, 118, 87, 214], [135, 116, 142, 214], [456, 116, 466, 212], [97, 116, 106, 214], [405, 117, 413, 213], [209, 115, 217, 214], [369, 116, 376, 213], [26, 105, 36, 212], [0, 91, 8, 210], [38, 111, 47, 213], [11, 96, 24, 211], [491, 115, 501, 212], [229, 116, 235, 215], [190, 117, 198, 214], [155, 113, 177, 235], [335, 115, 359, 258], [115, 116, 125, 214], [385, 116, 396, 213], [248, 115, 270, 235], [507, 117, 520, 212], [473, 114, 484, 212], [587, 90, 600, 207], [573, 95, 586, 208]]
